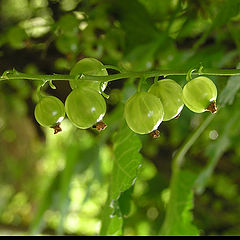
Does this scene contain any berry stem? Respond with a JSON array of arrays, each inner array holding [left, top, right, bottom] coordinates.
[[154, 76, 159, 83], [137, 77, 145, 92], [2, 68, 240, 83], [36, 80, 48, 101], [186, 68, 196, 82]]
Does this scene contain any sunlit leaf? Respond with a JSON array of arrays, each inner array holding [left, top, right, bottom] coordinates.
[[100, 122, 142, 235], [160, 170, 199, 236]]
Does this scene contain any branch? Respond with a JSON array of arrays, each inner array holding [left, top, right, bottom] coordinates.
[[1, 68, 240, 83]]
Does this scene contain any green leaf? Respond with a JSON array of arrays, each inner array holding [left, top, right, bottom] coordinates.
[[111, 123, 142, 200], [100, 196, 123, 236], [100, 122, 142, 235], [160, 170, 199, 236], [118, 186, 134, 216], [219, 63, 240, 107]]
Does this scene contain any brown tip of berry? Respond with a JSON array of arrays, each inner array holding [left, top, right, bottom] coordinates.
[[206, 101, 217, 114], [150, 130, 160, 139], [95, 121, 107, 131], [51, 123, 62, 134]]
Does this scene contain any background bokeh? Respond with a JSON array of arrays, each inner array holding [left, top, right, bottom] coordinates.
[[1, 0, 240, 236]]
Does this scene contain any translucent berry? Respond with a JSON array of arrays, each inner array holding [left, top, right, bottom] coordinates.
[[124, 92, 164, 134], [34, 96, 65, 134], [69, 58, 108, 92], [183, 76, 217, 113], [65, 87, 106, 129], [148, 79, 184, 121]]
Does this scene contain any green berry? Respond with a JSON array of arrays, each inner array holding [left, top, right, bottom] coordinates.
[[69, 58, 108, 92], [34, 96, 65, 133], [148, 79, 184, 121], [183, 76, 217, 113], [65, 87, 106, 129], [124, 92, 164, 134]]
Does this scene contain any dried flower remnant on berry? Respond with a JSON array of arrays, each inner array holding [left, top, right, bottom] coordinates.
[[51, 123, 62, 134], [94, 121, 107, 131], [206, 101, 217, 114], [150, 130, 160, 138]]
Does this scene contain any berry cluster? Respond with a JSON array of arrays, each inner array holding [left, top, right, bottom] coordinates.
[[34, 58, 108, 134], [124, 76, 217, 137], [34, 58, 218, 136]]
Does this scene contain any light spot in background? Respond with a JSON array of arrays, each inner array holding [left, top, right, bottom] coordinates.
[[209, 130, 219, 140], [44, 210, 61, 229], [79, 21, 88, 31], [21, 17, 52, 37], [95, 221, 101, 233], [60, 0, 79, 11], [31, 0, 48, 8], [146, 61, 152, 69], [133, 181, 148, 197], [1, 191, 30, 225], [65, 214, 99, 235], [65, 213, 80, 233], [167, 55, 173, 61], [140, 160, 157, 180], [190, 115, 201, 129], [136, 221, 150, 236], [147, 207, 159, 221], [74, 11, 86, 20], [161, 188, 170, 207]]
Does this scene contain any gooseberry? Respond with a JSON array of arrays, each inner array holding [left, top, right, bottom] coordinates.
[[69, 58, 108, 92], [124, 92, 164, 134], [34, 96, 65, 134], [65, 87, 106, 129], [148, 79, 184, 121], [182, 76, 217, 113]]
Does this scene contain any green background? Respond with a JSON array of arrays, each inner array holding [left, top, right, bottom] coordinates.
[[1, 0, 240, 236]]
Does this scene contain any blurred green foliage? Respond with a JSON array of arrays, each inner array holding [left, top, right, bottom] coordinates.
[[1, 0, 240, 236]]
